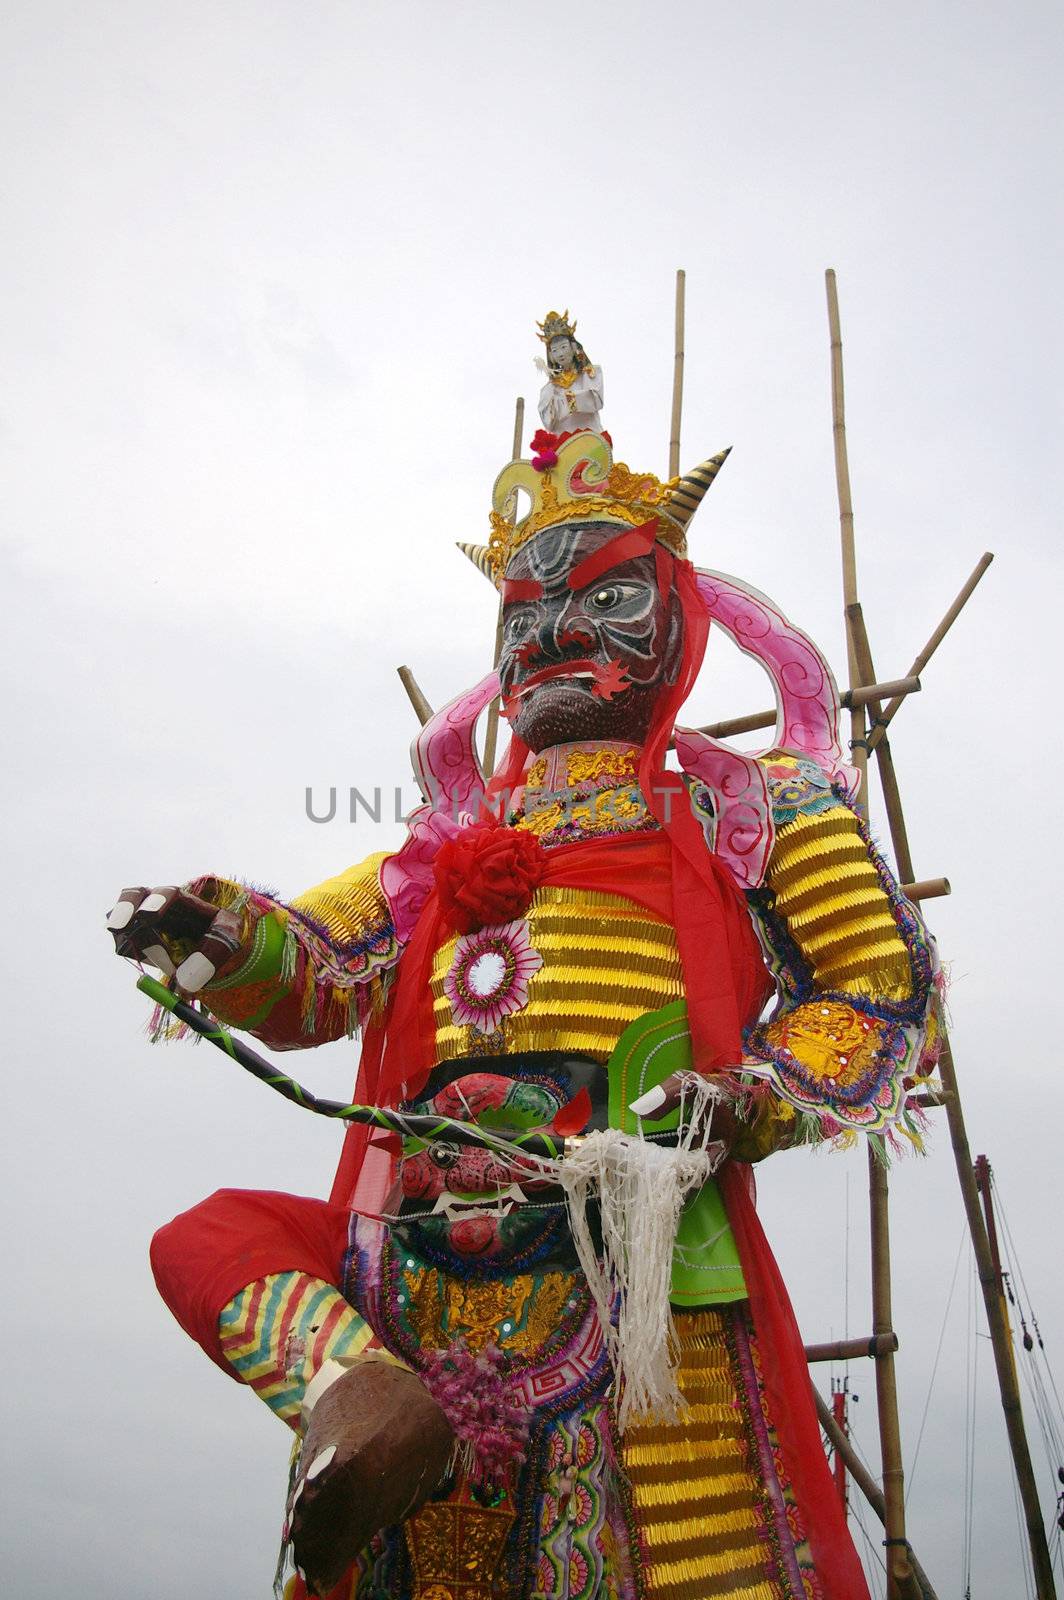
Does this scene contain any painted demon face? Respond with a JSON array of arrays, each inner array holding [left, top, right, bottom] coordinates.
[[498, 521, 684, 752], [399, 1072, 562, 1258]]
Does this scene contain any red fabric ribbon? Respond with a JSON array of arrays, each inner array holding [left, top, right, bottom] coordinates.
[[720, 1165, 872, 1596]]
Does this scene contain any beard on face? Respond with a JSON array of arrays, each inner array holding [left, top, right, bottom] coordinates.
[[510, 678, 666, 751], [499, 521, 685, 754]]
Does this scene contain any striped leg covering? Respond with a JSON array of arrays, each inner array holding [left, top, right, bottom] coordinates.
[[218, 1273, 378, 1429]]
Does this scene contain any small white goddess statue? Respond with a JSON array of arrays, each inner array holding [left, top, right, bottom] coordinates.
[[536, 309, 604, 434]]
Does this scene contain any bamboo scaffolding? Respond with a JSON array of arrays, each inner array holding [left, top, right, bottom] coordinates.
[[815, 1393, 940, 1600], [898, 878, 950, 902], [696, 550, 990, 753], [805, 1333, 898, 1364], [826, 268, 914, 1600], [481, 397, 524, 777], [846, 561, 1056, 1600], [868, 553, 994, 754], [669, 269, 685, 478], [827, 272, 1056, 1597], [396, 665, 433, 727], [696, 676, 921, 742], [942, 1064, 1056, 1594]]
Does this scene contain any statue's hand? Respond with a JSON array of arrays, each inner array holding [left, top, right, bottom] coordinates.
[[628, 1068, 756, 1153], [105, 881, 245, 994], [288, 1361, 454, 1596]]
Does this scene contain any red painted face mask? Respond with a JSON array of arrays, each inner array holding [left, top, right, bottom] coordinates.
[[498, 521, 683, 752]]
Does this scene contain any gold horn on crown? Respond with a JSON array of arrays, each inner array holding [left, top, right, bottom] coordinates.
[[667, 448, 732, 529], [456, 542, 496, 582]]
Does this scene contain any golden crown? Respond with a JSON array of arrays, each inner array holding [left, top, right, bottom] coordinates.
[[466, 432, 731, 583], [536, 309, 577, 345]]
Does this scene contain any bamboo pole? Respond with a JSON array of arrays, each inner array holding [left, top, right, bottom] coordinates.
[[827, 270, 860, 690], [847, 602, 917, 886], [829, 354, 1053, 1591], [481, 397, 525, 777], [669, 269, 685, 478], [867, 1137, 911, 1597], [899, 878, 950, 902], [805, 1333, 898, 1364], [825, 269, 913, 1600], [935, 1050, 1055, 1593], [868, 553, 994, 754], [694, 676, 919, 743], [814, 1393, 940, 1600], [396, 665, 433, 726]]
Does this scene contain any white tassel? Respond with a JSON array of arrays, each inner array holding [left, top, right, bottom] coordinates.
[[550, 1075, 729, 1431]]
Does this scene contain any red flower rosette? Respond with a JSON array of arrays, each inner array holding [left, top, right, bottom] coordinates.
[[433, 821, 548, 934], [529, 428, 560, 472]]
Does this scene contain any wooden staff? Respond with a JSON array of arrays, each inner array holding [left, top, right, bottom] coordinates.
[[669, 269, 685, 478], [825, 269, 914, 1600], [136, 975, 568, 1160], [481, 397, 524, 777]]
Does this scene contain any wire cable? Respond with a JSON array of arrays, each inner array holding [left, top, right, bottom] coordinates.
[[906, 1220, 967, 1508]]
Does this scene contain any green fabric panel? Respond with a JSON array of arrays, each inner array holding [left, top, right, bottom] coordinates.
[[606, 1002, 747, 1306], [670, 1179, 747, 1305], [205, 912, 291, 1028], [206, 910, 287, 991], [606, 998, 691, 1136]]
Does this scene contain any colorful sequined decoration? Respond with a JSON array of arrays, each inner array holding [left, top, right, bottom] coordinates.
[[511, 743, 658, 850], [198, 854, 398, 1044], [621, 1307, 819, 1599], [536, 1405, 634, 1600], [431, 886, 685, 1064], [760, 768, 914, 999], [406, 1480, 517, 1600], [742, 756, 937, 1140]]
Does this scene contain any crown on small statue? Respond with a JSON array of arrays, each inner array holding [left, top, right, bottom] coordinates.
[[536, 309, 578, 345]]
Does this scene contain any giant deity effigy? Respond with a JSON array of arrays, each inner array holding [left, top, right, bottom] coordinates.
[[109, 313, 939, 1600]]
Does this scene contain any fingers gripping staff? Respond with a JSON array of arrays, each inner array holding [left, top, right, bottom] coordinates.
[[107, 883, 244, 992]]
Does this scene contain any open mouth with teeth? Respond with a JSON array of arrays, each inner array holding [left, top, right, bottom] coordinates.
[[502, 657, 631, 719], [430, 1182, 530, 1220]]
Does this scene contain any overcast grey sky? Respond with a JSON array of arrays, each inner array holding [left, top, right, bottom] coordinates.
[[3, 1, 1062, 1594]]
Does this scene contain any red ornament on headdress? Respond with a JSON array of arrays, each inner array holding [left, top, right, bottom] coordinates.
[[529, 428, 560, 471]]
